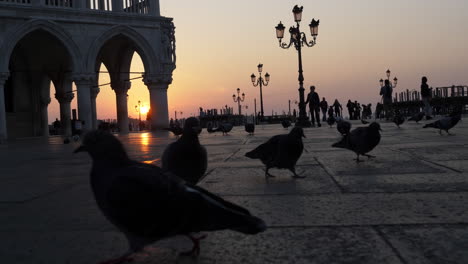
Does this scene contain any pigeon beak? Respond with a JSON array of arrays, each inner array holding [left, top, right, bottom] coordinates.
[[302, 133, 306, 138], [379, 128, 383, 131], [73, 145, 87, 153]]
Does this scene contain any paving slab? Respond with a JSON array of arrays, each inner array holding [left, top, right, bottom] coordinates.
[[1, 119, 468, 263]]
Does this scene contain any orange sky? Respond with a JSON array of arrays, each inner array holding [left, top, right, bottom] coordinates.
[[48, 0, 468, 122]]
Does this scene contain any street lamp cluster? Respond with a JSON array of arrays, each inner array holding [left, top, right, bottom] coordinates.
[[250, 64, 270, 120], [275, 5, 320, 127], [232, 88, 245, 115], [380, 69, 398, 89]]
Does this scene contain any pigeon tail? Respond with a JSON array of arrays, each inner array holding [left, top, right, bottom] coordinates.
[[423, 123, 436, 129], [245, 150, 260, 159], [332, 136, 348, 149], [231, 215, 267, 235]]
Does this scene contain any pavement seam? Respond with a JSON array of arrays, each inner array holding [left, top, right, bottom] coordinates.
[[390, 148, 463, 173], [219, 190, 468, 197], [314, 157, 346, 193], [374, 226, 409, 264], [223, 148, 241, 162], [0, 183, 83, 204]]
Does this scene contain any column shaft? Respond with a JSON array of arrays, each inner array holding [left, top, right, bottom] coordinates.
[[148, 85, 169, 129], [112, 81, 130, 134], [0, 83, 7, 143]]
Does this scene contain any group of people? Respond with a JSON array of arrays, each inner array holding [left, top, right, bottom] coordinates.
[[305, 86, 343, 126], [303, 75, 435, 124]]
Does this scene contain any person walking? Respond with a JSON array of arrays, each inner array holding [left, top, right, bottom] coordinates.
[[305, 86, 321, 127], [420, 76, 433, 120], [346, 100, 353, 120], [380, 79, 393, 119], [333, 99, 342, 117], [319, 97, 328, 122]]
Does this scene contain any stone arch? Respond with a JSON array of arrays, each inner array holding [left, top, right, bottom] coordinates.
[[0, 19, 81, 73], [86, 25, 159, 74]]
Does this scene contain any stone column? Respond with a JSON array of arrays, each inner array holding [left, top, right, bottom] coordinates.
[[149, 0, 160, 16], [0, 72, 9, 143], [73, 74, 95, 132], [111, 80, 130, 134], [90, 87, 100, 129], [40, 96, 51, 137], [55, 92, 74, 137], [144, 74, 171, 130]]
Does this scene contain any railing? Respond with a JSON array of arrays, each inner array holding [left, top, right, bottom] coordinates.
[[392, 85, 468, 116], [0, 0, 155, 15], [0, 0, 31, 5]]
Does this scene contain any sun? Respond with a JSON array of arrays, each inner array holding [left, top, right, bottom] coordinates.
[[140, 105, 149, 115]]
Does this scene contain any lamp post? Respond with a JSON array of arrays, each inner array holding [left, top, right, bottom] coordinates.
[[251, 63, 270, 120], [135, 100, 142, 130], [275, 5, 320, 127], [379, 69, 398, 89], [232, 88, 245, 115]]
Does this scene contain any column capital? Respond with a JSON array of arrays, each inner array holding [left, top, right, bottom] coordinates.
[[91, 87, 100, 99], [41, 96, 51, 106], [112, 80, 131, 94], [143, 73, 172, 87], [72, 73, 97, 85], [55, 92, 75, 104]]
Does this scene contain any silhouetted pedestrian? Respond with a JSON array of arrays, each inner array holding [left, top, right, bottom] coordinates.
[[333, 99, 342, 117], [346, 100, 353, 120], [380, 79, 393, 119], [319, 97, 328, 122], [420, 76, 433, 120], [305, 86, 321, 127]]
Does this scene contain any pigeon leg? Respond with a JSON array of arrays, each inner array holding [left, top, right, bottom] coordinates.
[[290, 168, 305, 178], [354, 154, 364, 163], [180, 234, 208, 257], [97, 252, 134, 264], [439, 130, 442, 135]]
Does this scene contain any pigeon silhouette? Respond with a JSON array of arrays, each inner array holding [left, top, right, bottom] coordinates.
[[408, 112, 425, 123], [74, 131, 266, 263], [327, 116, 336, 128], [281, 120, 291, 128], [162, 117, 207, 185], [332, 122, 382, 162], [245, 123, 255, 135], [164, 126, 183, 137], [393, 110, 405, 128], [361, 119, 369, 125], [216, 123, 233, 135], [423, 114, 461, 135], [245, 127, 305, 178], [336, 119, 352, 136], [207, 123, 217, 133]]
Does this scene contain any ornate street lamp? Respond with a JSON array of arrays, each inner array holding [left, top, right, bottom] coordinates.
[[232, 88, 245, 115], [251, 63, 270, 120], [276, 5, 320, 127], [379, 69, 398, 88]]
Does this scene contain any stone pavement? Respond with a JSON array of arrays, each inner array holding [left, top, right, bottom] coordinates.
[[1, 118, 468, 264]]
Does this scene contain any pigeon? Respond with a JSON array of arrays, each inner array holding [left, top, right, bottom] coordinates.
[[245, 127, 305, 178], [207, 123, 216, 133], [327, 116, 336, 128], [408, 112, 425, 123], [162, 117, 207, 185], [216, 123, 233, 135], [423, 114, 461, 135], [361, 119, 369, 125], [74, 130, 266, 263], [164, 126, 183, 137], [393, 110, 405, 128], [245, 123, 255, 135], [332, 122, 382, 162], [336, 119, 352, 136], [281, 120, 291, 128]]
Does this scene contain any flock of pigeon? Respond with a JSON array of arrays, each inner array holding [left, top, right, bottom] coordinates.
[[75, 109, 462, 263]]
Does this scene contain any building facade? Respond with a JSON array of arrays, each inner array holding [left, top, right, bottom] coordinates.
[[0, 0, 176, 142]]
